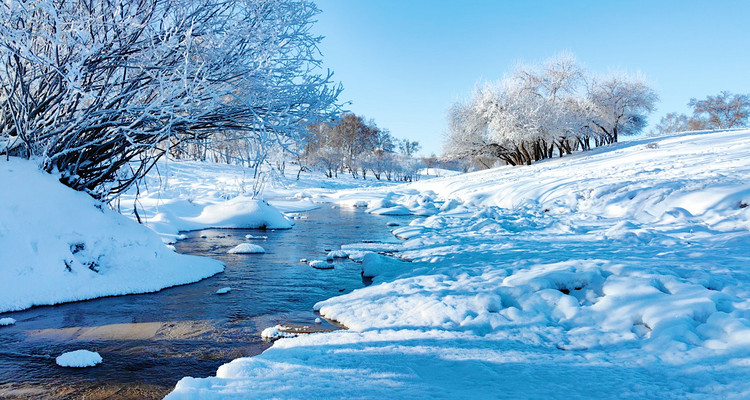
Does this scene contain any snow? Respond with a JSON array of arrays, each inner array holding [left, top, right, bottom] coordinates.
[[359, 253, 413, 282], [308, 260, 334, 270], [418, 167, 462, 177], [167, 129, 750, 399], [216, 287, 232, 295], [0, 317, 16, 326], [260, 325, 297, 340], [0, 158, 224, 313], [227, 243, 266, 254], [326, 250, 348, 260], [55, 350, 103, 368]]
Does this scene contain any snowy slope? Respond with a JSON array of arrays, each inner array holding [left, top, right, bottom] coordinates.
[[0, 158, 224, 313], [168, 129, 750, 399]]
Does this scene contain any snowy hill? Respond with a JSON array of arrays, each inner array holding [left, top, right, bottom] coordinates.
[[168, 129, 750, 399]]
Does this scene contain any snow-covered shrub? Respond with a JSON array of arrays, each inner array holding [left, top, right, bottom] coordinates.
[[0, 0, 340, 200]]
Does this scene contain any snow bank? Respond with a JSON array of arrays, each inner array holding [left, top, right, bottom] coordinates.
[[128, 196, 292, 242], [359, 253, 413, 282], [116, 159, 405, 243], [55, 350, 103, 368], [0, 158, 224, 313], [169, 130, 750, 398]]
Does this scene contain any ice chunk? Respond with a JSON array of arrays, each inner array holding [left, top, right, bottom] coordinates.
[[0, 317, 16, 326], [216, 287, 231, 295]]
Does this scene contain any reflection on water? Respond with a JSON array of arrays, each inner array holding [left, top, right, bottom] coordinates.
[[0, 206, 407, 399]]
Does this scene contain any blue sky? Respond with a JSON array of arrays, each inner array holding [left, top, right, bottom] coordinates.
[[312, 0, 750, 156]]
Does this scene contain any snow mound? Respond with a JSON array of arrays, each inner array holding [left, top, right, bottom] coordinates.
[[185, 198, 292, 230], [326, 250, 349, 260], [0, 317, 16, 326], [308, 260, 334, 270], [227, 243, 266, 254], [0, 158, 224, 313], [55, 350, 102, 368], [260, 325, 297, 340]]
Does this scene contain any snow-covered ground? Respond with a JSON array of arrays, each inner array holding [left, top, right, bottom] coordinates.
[[167, 129, 750, 399], [0, 159, 223, 313]]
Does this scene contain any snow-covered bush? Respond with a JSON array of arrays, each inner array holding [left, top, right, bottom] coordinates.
[[0, 0, 340, 200]]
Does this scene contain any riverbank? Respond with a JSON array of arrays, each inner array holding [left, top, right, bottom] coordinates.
[[0, 158, 224, 314], [0, 207, 405, 399], [168, 129, 750, 399]]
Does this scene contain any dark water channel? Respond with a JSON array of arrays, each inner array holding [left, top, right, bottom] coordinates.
[[0, 206, 407, 400]]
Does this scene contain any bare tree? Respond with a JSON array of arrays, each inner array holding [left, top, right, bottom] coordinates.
[[688, 91, 750, 129], [654, 112, 690, 135]]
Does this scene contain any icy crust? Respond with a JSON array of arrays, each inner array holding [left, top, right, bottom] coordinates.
[[169, 130, 750, 398], [0, 158, 224, 313], [55, 350, 103, 368]]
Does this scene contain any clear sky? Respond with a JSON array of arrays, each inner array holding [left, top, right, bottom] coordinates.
[[311, 0, 750, 156]]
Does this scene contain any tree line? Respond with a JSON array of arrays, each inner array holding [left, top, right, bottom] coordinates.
[[655, 91, 750, 135], [444, 54, 658, 169], [303, 113, 423, 181]]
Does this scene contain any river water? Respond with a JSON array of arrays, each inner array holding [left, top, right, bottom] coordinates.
[[0, 206, 407, 399]]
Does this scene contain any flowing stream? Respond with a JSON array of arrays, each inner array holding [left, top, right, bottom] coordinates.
[[0, 206, 407, 400]]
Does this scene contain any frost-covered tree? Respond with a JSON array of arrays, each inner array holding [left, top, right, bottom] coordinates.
[[0, 0, 340, 200], [304, 113, 421, 179], [688, 91, 750, 129], [398, 139, 421, 156], [588, 74, 658, 144], [444, 55, 658, 167]]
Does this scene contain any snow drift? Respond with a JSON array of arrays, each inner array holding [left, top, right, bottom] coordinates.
[[0, 158, 224, 313]]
